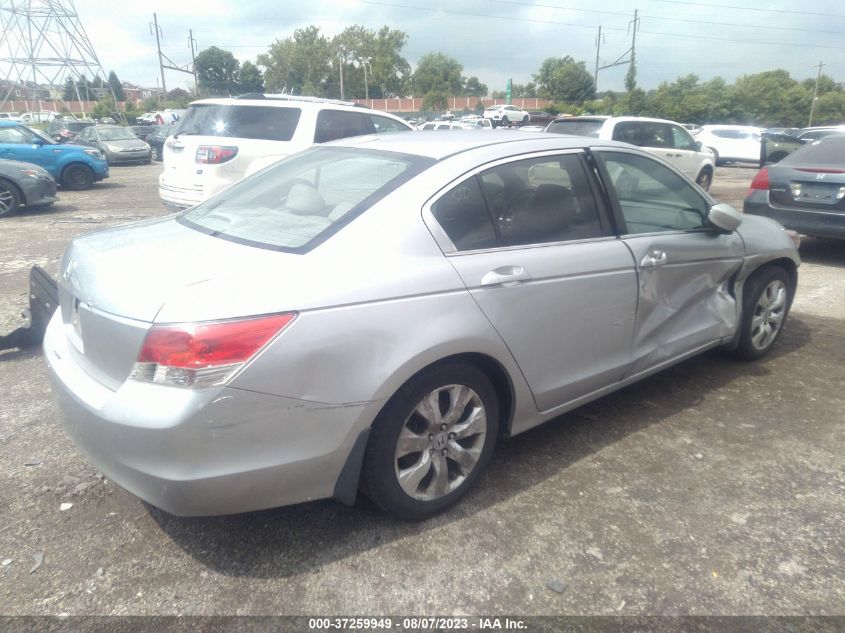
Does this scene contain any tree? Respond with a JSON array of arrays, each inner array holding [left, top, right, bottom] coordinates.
[[463, 76, 487, 97], [239, 61, 264, 93], [413, 53, 463, 96], [259, 26, 333, 96], [195, 46, 241, 96], [533, 57, 595, 103], [422, 91, 449, 111], [624, 59, 637, 92], [108, 71, 124, 101]]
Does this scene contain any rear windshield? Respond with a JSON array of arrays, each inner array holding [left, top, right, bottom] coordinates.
[[178, 147, 433, 252], [781, 134, 845, 166], [546, 119, 604, 137], [174, 104, 301, 141], [68, 122, 92, 132]]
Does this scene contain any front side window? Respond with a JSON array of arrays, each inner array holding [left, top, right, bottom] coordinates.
[[597, 151, 710, 234], [671, 125, 695, 150], [179, 147, 432, 252], [370, 115, 410, 134]]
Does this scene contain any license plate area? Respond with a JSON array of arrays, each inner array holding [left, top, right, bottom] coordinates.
[[791, 181, 842, 204]]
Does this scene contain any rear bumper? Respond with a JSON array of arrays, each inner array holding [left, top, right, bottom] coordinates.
[[744, 197, 845, 239], [43, 311, 377, 516]]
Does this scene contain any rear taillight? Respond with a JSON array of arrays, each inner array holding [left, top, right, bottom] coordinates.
[[748, 167, 769, 196], [130, 312, 296, 388], [195, 145, 238, 164]]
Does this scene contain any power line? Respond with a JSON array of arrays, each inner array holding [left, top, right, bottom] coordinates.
[[649, 0, 845, 20]]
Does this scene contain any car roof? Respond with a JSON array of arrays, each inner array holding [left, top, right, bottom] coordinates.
[[0, 120, 22, 127], [328, 130, 631, 160]]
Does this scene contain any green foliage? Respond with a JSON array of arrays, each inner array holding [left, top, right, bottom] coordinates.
[[108, 71, 124, 101], [533, 57, 595, 103], [624, 59, 637, 92], [413, 53, 464, 96], [239, 61, 264, 93], [463, 76, 487, 97], [195, 46, 241, 96], [422, 91, 449, 111]]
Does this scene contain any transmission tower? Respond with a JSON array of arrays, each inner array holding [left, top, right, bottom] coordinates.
[[0, 0, 114, 107]]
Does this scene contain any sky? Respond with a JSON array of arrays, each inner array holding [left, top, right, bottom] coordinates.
[[72, 0, 845, 94]]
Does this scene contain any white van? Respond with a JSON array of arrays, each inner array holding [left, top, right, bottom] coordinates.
[[158, 94, 413, 208]]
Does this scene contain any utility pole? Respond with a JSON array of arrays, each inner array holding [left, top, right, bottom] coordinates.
[[625, 9, 639, 91], [151, 13, 167, 96], [338, 49, 344, 100], [189, 30, 198, 95], [809, 60, 825, 127], [594, 25, 602, 92], [360, 57, 371, 100]]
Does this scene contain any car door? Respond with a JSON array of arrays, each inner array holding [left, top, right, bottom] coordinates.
[[594, 149, 744, 377], [667, 124, 701, 178], [0, 124, 48, 168], [424, 151, 639, 412]]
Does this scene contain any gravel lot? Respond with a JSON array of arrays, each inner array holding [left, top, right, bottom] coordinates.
[[0, 163, 843, 618]]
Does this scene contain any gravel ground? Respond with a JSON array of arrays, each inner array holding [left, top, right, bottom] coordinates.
[[0, 163, 843, 618]]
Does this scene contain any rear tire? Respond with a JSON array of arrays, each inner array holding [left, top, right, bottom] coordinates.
[[0, 179, 22, 217], [731, 265, 792, 361], [361, 362, 499, 520], [522, 115, 529, 125], [61, 164, 94, 191]]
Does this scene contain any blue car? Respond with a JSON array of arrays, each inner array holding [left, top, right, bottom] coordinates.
[[0, 121, 108, 190]]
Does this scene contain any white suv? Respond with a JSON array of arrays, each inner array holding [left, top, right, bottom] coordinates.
[[483, 104, 530, 128], [159, 94, 414, 208], [694, 125, 763, 165], [546, 116, 716, 190]]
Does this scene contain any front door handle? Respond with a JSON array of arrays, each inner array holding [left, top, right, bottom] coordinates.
[[480, 265, 531, 287], [640, 250, 668, 267]]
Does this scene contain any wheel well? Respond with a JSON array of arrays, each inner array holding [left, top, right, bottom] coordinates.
[[398, 353, 516, 439], [699, 164, 714, 175], [749, 258, 798, 306], [0, 177, 23, 206]]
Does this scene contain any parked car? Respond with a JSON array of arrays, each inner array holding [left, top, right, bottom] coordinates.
[[796, 125, 845, 141], [745, 133, 845, 239], [73, 124, 151, 165], [129, 125, 153, 141], [0, 113, 22, 122], [760, 129, 806, 166], [145, 124, 176, 161], [546, 116, 716, 190], [0, 158, 58, 217], [45, 132, 799, 520], [20, 111, 56, 123], [694, 125, 763, 165], [417, 121, 488, 130], [47, 118, 95, 143], [483, 104, 530, 127], [136, 112, 158, 125], [0, 121, 108, 190], [159, 93, 414, 208]]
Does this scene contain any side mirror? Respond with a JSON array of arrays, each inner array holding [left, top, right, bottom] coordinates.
[[694, 140, 703, 151], [32, 138, 44, 146], [708, 202, 742, 232]]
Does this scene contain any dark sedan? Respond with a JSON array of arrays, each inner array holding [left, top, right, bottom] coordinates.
[[0, 158, 58, 217], [745, 134, 845, 239], [145, 124, 176, 161]]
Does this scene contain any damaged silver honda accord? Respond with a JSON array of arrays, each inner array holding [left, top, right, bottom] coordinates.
[[44, 132, 800, 520]]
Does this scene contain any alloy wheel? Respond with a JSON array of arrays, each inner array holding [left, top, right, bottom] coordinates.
[[751, 279, 787, 350], [0, 187, 13, 215], [394, 384, 487, 501]]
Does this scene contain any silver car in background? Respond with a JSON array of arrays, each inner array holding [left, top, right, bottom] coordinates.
[[44, 133, 800, 520]]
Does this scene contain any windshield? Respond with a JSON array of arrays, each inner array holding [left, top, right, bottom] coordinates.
[[98, 127, 137, 141], [545, 119, 604, 137], [174, 104, 301, 140], [178, 147, 433, 252]]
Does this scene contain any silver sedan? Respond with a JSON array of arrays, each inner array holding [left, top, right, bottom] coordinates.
[[44, 133, 800, 519]]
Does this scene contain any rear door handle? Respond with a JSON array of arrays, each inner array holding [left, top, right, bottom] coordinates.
[[640, 250, 668, 267], [480, 265, 531, 287]]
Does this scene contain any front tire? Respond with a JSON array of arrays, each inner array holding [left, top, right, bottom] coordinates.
[[501, 116, 510, 127], [61, 164, 94, 191], [151, 146, 162, 161], [361, 363, 500, 520], [695, 167, 713, 191], [731, 265, 792, 361], [0, 179, 22, 217]]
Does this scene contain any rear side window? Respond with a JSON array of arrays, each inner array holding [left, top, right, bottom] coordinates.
[[174, 105, 301, 141], [612, 122, 673, 148], [431, 178, 498, 251], [314, 110, 376, 143]]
